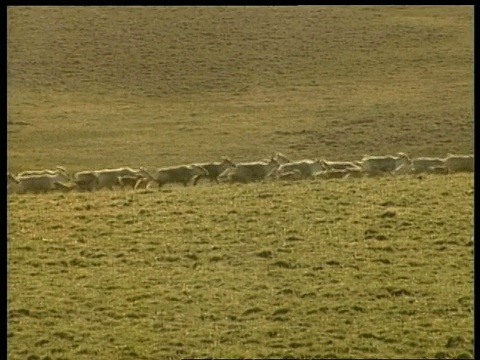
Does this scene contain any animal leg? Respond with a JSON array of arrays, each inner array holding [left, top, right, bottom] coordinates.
[[192, 175, 197, 185]]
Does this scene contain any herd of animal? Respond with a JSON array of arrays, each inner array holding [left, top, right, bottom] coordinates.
[[7, 152, 474, 194]]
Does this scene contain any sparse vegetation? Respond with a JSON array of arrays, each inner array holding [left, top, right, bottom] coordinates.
[[7, 6, 473, 359]]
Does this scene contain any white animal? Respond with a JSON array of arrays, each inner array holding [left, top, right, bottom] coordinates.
[[274, 152, 292, 164], [17, 166, 70, 178], [443, 154, 474, 173], [74, 167, 155, 191], [320, 159, 362, 171], [94, 167, 154, 190], [14, 172, 71, 194], [412, 157, 446, 173], [220, 157, 280, 184], [393, 156, 447, 175], [271, 159, 326, 179], [152, 164, 209, 188], [117, 174, 150, 190], [192, 157, 236, 185], [357, 152, 411, 176], [73, 171, 101, 192]]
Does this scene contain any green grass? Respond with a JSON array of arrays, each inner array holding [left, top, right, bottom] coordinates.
[[8, 175, 474, 359], [7, 5, 474, 359]]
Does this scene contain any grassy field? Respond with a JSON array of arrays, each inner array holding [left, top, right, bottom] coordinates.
[[7, 5, 474, 360], [7, 6, 473, 172], [8, 175, 474, 359]]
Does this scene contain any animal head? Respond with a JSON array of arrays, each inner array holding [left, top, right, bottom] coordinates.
[[221, 157, 236, 168], [319, 159, 332, 170], [7, 172, 19, 184], [55, 166, 71, 178], [53, 171, 72, 182], [397, 152, 411, 163], [310, 159, 327, 172], [268, 157, 280, 169], [274, 152, 291, 164]]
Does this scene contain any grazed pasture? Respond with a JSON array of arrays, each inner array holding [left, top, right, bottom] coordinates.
[[7, 6, 473, 172], [7, 5, 474, 360], [8, 175, 474, 359]]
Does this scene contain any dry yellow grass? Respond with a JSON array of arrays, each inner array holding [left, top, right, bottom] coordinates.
[[7, 6, 473, 172], [7, 5, 474, 360]]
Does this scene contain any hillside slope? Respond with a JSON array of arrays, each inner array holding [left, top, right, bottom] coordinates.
[[7, 6, 473, 172]]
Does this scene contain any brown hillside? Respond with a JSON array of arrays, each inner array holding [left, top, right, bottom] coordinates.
[[7, 6, 473, 172]]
